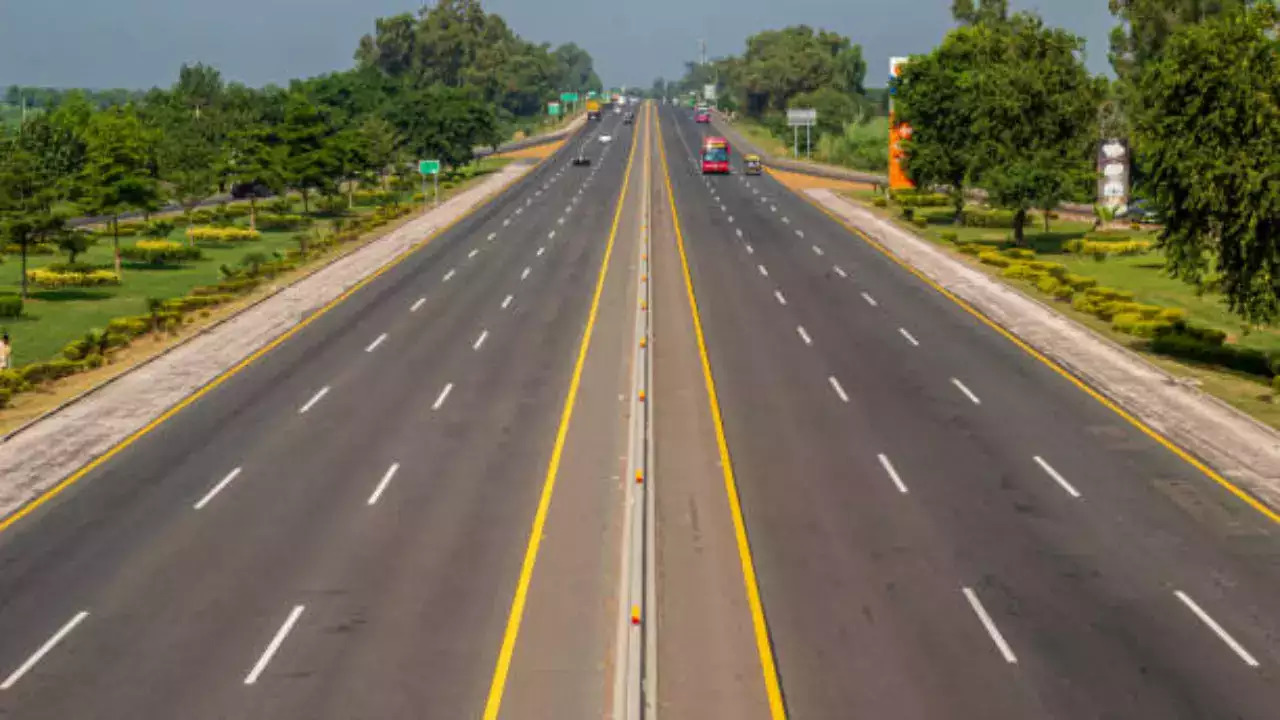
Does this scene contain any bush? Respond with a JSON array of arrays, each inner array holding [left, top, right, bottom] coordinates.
[[186, 226, 262, 244], [892, 191, 951, 208], [4, 243, 56, 255], [1036, 275, 1074, 300], [1002, 248, 1036, 260], [1061, 273, 1098, 292], [189, 209, 215, 224], [910, 216, 928, 229], [26, 268, 121, 288], [106, 316, 152, 338], [979, 251, 1012, 268], [958, 243, 984, 256], [121, 240, 203, 265], [1150, 332, 1273, 377], [901, 207, 915, 221], [963, 209, 1026, 229], [353, 190, 397, 207], [1111, 313, 1173, 337], [940, 231, 959, 244], [872, 197, 888, 208], [256, 213, 310, 231], [163, 294, 235, 312], [1064, 238, 1154, 257], [1001, 263, 1045, 281], [21, 359, 85, 385], [1273, 375, 1280, 396], [143, 219, 176, 238], [0, 293, 22, 318]]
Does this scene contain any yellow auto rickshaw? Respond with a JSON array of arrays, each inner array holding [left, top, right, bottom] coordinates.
[[743, 154, 763, 175]]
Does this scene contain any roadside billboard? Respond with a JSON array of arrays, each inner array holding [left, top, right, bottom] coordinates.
[[888, 56, 915, 191], [1098, 139, 1129, 210]]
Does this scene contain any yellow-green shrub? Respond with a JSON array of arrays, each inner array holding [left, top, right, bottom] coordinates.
[[1064, 238, 1154, 257], [1061, 273, 1098, 292], [1036, 275, 1075, 300], [979, 251, 1011, 268], [186, 226, 262, 243], [1112, 313, 1173, 337], [1002, 248, 1036, 260], [1001, 263, 1045, 281], [121, 240, 203, 265], [26, 268, 121, 288]]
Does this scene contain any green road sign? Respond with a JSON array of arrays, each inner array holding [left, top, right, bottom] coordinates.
[[548, 102, 562, 117], [418, 159, 441, 176], [560, 92, 579, 103], [587, 90, 598, 99]]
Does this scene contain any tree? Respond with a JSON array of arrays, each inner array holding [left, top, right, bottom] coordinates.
[[79, 106, 160, 277], [0, 139, 65, 298], [387, 85, 496, 170], [1107, 0, 1252, 81], [279, 94, 338, 214], [226, 123, 284, 230], [969, 17, 1100, 245], [1130, 4, 1280, 322], [952, 0, 1010, 25], [56, 229, 95, 265], [159, 120, 220, 231], [357, 115, 400, 191], [788, 87, 860, 139], [895, 28, 984, 220]]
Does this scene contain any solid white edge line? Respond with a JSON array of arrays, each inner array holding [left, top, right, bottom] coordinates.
[[501, 294, 513, 309], [194, 467, 243, 510], [951, 378, 982, 405], [797, 326, 812, 346], [774, 290, 787, 306], [861, 291, 878, 307], [1, 610, 91, 690], [244, 605, 306, 685], [828, 376, 849, 403], [473, 330, 489, 351], [297, 386, 330, 414], [366, 462, 401, 506], [898, 328, 920, 347], [365, 333, 388, 353], [1032, 456, 1082, 498], [877, 454, 909, 493], [432, 383, 453, 411], [963, 588, 1018, 663], [1174, 591, 1259, 667], [411, 297, 426, 312]]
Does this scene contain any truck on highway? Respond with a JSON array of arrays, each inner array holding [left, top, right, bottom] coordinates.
[[586, 99, 601, 121]]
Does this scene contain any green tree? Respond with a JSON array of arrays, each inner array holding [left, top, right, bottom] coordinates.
[[1107, 0, 1252, 81], [388, 85, 496, 170], [226, 123, 284, 230], [788, 87, 860, 139], [952, 0, 1010, 25], [280, 94, 338, 214], [969, 17, 1100, 245], [159, 120, 221, 231], [79, 106, 160, 276], [56, 229, 95, 265], [0, 139, 66, 297], [895, 27, 984, 220], [357, 115, 400, 191], [1130, 4, 1280, 321]]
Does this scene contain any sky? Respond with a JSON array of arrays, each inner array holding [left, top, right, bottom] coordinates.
[[0, 1, 1118, 91]]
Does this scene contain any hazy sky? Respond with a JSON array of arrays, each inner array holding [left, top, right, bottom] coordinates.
[[0, 1, 1117, 91]]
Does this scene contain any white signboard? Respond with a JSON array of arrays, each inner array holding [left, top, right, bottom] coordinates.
[[787, 108, 818, 127], [1097, 139, 1130, 209], [703, 84, 717, 102]]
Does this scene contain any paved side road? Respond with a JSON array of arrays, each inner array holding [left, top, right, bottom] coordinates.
[[809, 189, 1280, 514]]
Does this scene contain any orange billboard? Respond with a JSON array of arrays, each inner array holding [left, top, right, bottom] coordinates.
[[888, 57, 915, 191]]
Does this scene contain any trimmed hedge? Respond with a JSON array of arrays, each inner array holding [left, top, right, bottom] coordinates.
[[121, 240, 203, 265], [892, 191, 951, 208], [186, 226, 262, 243], [26, 268, 121, 288], [1065, 238, 1154, 257], [978, 251, 1012, 268], [4, 243, 56, 255], [0, 293, 22, 318], [963, 209, 1026, 229], [1002, 248, 1036, 260], [1150, 329, 1273, 377], [256, 213, 310, 231]]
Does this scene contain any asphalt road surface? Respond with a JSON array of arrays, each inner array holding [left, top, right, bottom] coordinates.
[[2, 100, 1279, 720], [652, 102, 1280, 719], [0, 109, 643, 719]]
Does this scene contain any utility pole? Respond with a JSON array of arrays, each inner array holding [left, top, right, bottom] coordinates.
[[699, 38, 707, 67]]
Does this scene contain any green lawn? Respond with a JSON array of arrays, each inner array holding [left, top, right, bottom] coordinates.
[[1, 158, 510, 366]]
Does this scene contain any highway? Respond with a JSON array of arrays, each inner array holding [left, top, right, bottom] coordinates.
[[650, 103, 1280, 719], [0, 107, 645, 719], [0, 98, 1278, 720]]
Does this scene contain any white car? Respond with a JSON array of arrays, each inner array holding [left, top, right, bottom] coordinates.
[[599, 135, 613, 143]]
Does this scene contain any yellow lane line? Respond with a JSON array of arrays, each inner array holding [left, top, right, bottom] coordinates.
[[797, 190, 1280, 526], [654, 109, 789, 717], [481, 101, 643, 719], [0, 155, 561, 537]]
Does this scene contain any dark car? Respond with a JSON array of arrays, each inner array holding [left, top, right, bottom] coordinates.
[[229, 181, 274, 200], [1117, 198, 1163, 224], [623, 112, 634, 125]]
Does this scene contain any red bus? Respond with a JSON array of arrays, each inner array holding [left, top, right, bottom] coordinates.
[[701, 136, 730, 174]]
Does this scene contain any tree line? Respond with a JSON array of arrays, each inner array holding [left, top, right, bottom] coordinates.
[[0, 0, 601, 298], [897, 0, 1279, 321]]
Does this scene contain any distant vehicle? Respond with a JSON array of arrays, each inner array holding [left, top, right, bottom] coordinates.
[[695, 109, 711, 124], [599, 135, 613, 143], [701, 136, 730, 174], [230, 181, 273, 199], [1117, 198, 1162, 224], [743, 154, 763, 175], [623, 111, 635, 125], [586, 99, 602, 121]]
